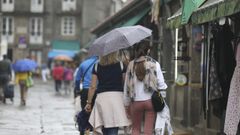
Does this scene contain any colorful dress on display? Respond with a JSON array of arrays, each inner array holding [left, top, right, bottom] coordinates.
[[224, 43, 240, 135]]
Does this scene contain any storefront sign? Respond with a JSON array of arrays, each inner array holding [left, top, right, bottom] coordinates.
[[18, 36, 27, 48]]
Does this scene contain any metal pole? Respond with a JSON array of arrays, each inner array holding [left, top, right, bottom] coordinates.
[[174, 28, 179, 80]]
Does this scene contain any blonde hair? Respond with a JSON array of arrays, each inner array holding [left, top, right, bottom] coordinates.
[[99, 51, 119, 66]]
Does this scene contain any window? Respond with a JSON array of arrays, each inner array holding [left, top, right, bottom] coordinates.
[[29, 17, 43, 44], [30, 50, 42, 65], [61, 17, 75, 36], [1, 16, 14, 43], [1, 0, 14, 12], [62, 0, 76, 11], [31, 0, 44, 12]]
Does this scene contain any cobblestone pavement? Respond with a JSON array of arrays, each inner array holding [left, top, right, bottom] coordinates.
[[0, 79, 79, 135]]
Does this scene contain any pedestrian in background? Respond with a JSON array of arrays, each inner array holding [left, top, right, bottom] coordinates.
[[0, 54, 12, 103], [63, 63, 73, 94], [52, 62, 64, 93], [123, 41, 167, 135], [85, 52, 131, 135], [15, 71, 32, 106], [74, 56, 98, 135], [73, 63, 79, 98], [41, 64, 50, 83]]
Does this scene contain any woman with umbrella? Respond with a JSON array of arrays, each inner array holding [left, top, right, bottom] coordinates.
[[13, 58, 37, 106], [85, 51, 131, 135], [85, 25, 152, 135]]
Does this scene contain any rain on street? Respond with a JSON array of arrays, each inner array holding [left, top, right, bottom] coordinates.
[[0, 78, 79, 135]]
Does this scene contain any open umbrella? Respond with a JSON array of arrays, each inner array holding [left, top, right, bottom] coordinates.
[[13, 58, 38, 72], [54, 55, 73, 61], [88, 25, 152, 56]]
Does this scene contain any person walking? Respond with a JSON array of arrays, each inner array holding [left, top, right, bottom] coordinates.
[[75, 56, 98, 110], [15, 71, 32, 106], [74, 56, 98, 135], [0, 54, 12, 103], [123, 41, 167, 135], [41, 64, 49, 82], [63, 64, 73, 94], [52, 62, 64, 93], [85, 52, 131, 135]]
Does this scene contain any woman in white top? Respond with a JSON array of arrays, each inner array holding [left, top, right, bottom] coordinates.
[[124, 40, 167, 135]]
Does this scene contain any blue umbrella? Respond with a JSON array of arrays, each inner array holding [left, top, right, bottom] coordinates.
[[13, 58, 38, 72]]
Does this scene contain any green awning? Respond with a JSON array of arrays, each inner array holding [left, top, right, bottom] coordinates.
[[167, 0, 240, 29], [52, 40, 80, 52], [108, 7, 150, 31], [97, 6, 150, 36], [181, 0, 206, 24]]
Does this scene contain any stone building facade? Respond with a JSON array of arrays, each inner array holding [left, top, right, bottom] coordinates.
[[0, 0, 124, 65]]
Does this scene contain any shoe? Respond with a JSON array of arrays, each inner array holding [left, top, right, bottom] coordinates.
[[21, 100, 26, 106]]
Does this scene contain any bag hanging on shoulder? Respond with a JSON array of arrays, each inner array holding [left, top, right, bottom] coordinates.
[[151, 90, 165, 112], [26, 76, 34, 88]]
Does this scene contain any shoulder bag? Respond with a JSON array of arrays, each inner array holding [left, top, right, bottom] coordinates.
[[151, 90, 165, 112]]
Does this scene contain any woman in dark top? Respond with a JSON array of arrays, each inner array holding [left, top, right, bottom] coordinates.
[[85, 51, 131, 135]]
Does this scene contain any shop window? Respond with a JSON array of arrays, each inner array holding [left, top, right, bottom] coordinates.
[[29, 17, 43, 44], [31, 0, 44, 12], [1, 0, 14, 12], [62, 0, 76, 11], [61, 16, 75, 36], [1, 16, 14, 43]]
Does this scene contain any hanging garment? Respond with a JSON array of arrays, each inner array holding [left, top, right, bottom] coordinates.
[[224, 42, 240, 135], [209, 41, 223, 101], [155, 104, 174, 135], [212, 22, 236, 118]]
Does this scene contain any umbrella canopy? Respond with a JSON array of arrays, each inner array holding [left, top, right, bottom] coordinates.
[[88, 25, 152, 56], [54, 55, 73, 61], [13, 58, 38, 72]]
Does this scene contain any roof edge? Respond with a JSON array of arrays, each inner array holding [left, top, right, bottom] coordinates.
[[91, 0, 150, 34]]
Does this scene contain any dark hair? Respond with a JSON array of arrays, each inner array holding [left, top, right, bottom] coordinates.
[[134, 40, 151, 81], [135, 40, 151, 58]]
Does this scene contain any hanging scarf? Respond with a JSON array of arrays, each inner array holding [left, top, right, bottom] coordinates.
[[125, 56, 158, 100]]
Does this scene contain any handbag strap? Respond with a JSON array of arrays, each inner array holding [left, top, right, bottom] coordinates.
[[82, 59, 98, 82]]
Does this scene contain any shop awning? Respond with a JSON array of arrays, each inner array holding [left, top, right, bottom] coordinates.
[[115, 7, 151, 28], [48, 50, 76, 58], [48, 40, 80, 59], [96, 6, 151, 36], [51, 40, 80, 51], [167, 0, 240, 29]]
